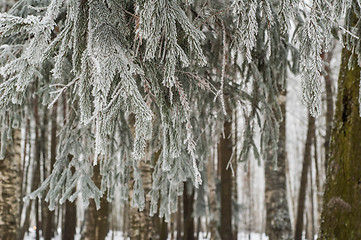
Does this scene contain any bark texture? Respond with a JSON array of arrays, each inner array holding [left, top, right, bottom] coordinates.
[[294, 115, 315, 240], [319, 47, 361, 239], [264, 90, 292, 240], [0, 128, 21, 240], [129, 159, 155, 239]]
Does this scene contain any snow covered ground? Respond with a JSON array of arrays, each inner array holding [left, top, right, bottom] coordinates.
[[24, 228, 269, 240], [24, 229, 316, 240]]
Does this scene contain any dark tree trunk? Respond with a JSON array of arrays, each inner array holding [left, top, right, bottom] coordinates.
[[40, 107, 49, 240], [81, 163, 109, 240], [218, 118, 234, 240], [233, 111, 238, 240], [158, 217, 168, 240], [177, 196, 182, 240], [61, 97, 77, 240], [62, 156, 77, 240], [33, 95, 41, 240], [62, 195, 77, 240], [183, 182, 195, 240], [265, 89, 292, 240], [44, 102, 57, 240], [319, 42, 361, 239], [322, 51, 334, 171], [294, 115, 315, 240]]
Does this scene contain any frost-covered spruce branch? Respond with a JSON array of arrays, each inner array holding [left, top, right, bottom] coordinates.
[[0, 0, 210, 216], [0, 0, 360, 218]]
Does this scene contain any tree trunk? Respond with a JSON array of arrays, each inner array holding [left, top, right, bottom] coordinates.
[[62, 195, 77, 240], [218, 118, 234, 240], [183, 182, 195, 240], [129, 158, 154, 240], [0, 128, 21, 240], [319, 45, 361, 239], [322, 51, 334, 172], [294, 115, 315, 240], [306, 167, 315, 240], [233, 111, 238, 240], [33, 96, 41, 240], [81, 163, 109, 240], [176, 196, 182, 240], [264, 89, 292, 240], [19, 119, 29, 223], [122, 201, 129, 240], [40, 107, 49, 240], [206, 149, 220, 240], [313, 118, 322, 230], [62, 156, 77, 240], [44, 103, 57, 240]]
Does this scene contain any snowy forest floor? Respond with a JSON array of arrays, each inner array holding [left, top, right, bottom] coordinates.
[[24, 228, 314, 240]]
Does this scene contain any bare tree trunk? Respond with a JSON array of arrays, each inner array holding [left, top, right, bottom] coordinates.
[[44, 102, 57, 240], [61, 96, 77, 240], [218, 117, 234, 240], [313, 120, 322, 228], [40, 108, 49, 240], [319, 39, 361, 239], [122, 201, 129, 240], [62, 195, 77, 240], [129, 158, 154, 239], [232, 111, 238, 240], [206, 149, 220, 240], [176, 196, 182, 240], [321, 51, 334, 172], [265, 90, 292, 240], [19, 119, 29, 221], [33, 96, 41, 240], [62, 156, 77, 240], [158, 216, 168, 240], [20, 157, 37, 240], [0, 128, 21, 240], [170, 213, 175, 240], [81, 163, 109, 240], [306, 167, 315, 240], [183, 182, 195, 240], [294, 114, 315, 240]]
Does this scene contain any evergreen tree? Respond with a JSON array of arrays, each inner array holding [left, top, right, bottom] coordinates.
[[0, 2, 360, 238]]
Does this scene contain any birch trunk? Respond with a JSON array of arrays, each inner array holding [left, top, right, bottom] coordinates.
[[206, 150, 220, 240], [129, 158, 155, 239], [0, 128, 21, 240]]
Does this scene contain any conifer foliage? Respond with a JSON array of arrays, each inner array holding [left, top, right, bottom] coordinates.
[[0, 0, 360, 222]]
